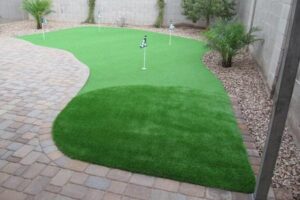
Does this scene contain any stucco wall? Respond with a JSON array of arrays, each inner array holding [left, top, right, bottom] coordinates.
[[0, 0, 27, 21], [238, 0, 300, 145]]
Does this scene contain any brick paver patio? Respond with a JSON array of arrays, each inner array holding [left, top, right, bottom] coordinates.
[[0, 37, 274, 200]]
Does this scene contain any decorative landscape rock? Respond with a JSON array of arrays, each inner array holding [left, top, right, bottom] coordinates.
[[204, 51, 300, 200]]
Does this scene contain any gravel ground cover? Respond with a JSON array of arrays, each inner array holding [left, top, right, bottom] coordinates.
[[203, 51, 300, 200], [1, 20, 299, 199]]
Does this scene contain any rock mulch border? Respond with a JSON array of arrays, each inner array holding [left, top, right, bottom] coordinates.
[[204, 51, 298, 200]]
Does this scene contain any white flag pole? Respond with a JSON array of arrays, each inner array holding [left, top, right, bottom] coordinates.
[[97, 11, 101, 32], [140, 35, 147, 70], [169, 21, 175, 46], [42, 23, 45, 40], [142, 47, 147, 70], [169, 30, 172, 46]]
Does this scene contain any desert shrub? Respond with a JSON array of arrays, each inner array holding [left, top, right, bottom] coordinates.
[[217, 0, 236, 20], [22, 0, 52, 29], [182, 0, 219, 27], [154, 0, 165, 28], [204, 20, 260, 68], [181, 0, 236, 27]]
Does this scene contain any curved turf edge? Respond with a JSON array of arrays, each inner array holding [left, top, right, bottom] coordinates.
[[53, 86, 255, 193], [20, 27, 255, 193]]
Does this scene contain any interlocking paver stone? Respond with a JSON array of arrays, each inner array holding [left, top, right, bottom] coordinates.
[[22, 163, 46, 179], [14, 165, 29, 176], [129, 174, 155, 187], [0, 172, 10, 184], [85, 176, 111, 190], [54, 194, 76, 200], [3, 176, 24, 189], [24, 176, 50, 195], [70, 172, 88, 185], [85, 164, 109, 176], [179, 183, 205, 198], [65, 160, 88, 172], [16, 179, 31, 192], [154, 178, 180, 192], [124, 184, 152, 200], [45, 184, 62, 193], [51, 169, 73, 186], [206, 188, 232, 200], [20, 151, 42, 165], [108, 180, 127, 194], [103, 192, 122, 200], [61, 183, 88, 199], [0, 160, 8, 169], [41, 165, 60, 177], [150, 189, 187, 200], [7, 155, 22, 163], [6, 142, 23, 151], [107, 169, 132, 182], [83, 189, 105, 200], [1, 162, 21, 174], [13, 145, 34, 158], [34, 191, 57, 200], [0, 189, 27, 200]]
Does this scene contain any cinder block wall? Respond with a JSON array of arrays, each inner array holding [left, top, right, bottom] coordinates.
[[47, 0, 204, 26], [237, 0, 300, 145], [1, 0, 203, 26], [0, 0, 27, 21], [289, 66, 300, 145]]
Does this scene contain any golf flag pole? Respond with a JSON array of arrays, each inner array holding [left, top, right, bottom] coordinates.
[[140, 35, 148, 70], [169, 21, 175, 46], [143, 47, 146, 70], [41, 17, 47, 40], [97, 11, 101, 32]]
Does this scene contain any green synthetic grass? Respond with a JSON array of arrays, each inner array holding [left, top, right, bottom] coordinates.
[[21, 27, 255, 193], [20, 27, 222, 94]]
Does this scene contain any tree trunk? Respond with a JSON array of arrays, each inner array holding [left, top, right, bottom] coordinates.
[[36, 16, 42, 29], [222, 56, 232, 68]]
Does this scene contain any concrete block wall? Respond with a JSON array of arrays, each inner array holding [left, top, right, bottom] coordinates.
[[0, 0, 27, 21], [289, 66, 300, 145], [1, 0, 200, 26], [238, 0, 300, 145], [46, 0, 203, 26]]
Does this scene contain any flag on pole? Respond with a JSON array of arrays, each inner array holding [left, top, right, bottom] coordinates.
[[169, 21, 175, 45], [140, 35, 147, 49], [140, 35, 148, 70], [169, 23, 175, 31]]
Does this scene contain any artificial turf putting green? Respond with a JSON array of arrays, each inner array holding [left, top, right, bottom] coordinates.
[[21, 27, 255, 193]]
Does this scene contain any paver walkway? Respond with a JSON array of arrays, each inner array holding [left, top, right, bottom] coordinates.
[[0, 37, 271, 200]]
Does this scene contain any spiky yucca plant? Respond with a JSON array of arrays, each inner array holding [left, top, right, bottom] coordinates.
[[205, 20, 260, 68], [22, 0, 52, 29]]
